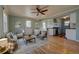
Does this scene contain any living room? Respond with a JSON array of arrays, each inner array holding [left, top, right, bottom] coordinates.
[[0, 5, 79, 54]]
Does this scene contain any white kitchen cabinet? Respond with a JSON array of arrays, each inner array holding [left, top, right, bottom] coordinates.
[[65, 29, 76, 41], [70, 12, 76, 23], [70, 12, 76, 28]]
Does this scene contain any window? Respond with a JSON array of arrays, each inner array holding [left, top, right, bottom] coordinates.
[[26, 21, 31, 28], [42, 22, 46, 30], [64, 21, 70, 26], [43, 22, 46, 29], [3, 9, 8, 34]]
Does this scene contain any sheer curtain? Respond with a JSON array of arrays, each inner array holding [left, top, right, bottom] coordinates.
[[42, 21, 47, 31], [3, 8, 8, 34]]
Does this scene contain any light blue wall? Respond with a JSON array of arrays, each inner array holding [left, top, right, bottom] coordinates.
[[8, 16, 36, 32], [76, 11, 79, 40], [8, 15, 62, 34], [8, 16, 57, 32], [8, 16, 15, 32], [0, 6, 3, 38]]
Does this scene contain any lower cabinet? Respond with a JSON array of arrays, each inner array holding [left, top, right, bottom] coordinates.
[[65, 29, 76, 41]]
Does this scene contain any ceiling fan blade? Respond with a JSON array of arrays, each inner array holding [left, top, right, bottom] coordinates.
[[40, 6, 48, 10], [40, 12, 45, 15], [41, 9, 48, 12]]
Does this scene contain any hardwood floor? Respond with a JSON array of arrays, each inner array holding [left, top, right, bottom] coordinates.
[[32, 36, 79, 54]]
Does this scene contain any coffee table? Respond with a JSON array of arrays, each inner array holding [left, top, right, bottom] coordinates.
[[24, 35, 36, 43]]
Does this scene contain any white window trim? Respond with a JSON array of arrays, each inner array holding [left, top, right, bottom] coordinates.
[[26, 20, 31, 28]]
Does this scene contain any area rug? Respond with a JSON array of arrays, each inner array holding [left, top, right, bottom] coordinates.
[[13, 38, 48, 54]]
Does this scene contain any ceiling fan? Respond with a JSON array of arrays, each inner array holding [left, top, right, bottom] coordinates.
[[32, 5, 48, 16]]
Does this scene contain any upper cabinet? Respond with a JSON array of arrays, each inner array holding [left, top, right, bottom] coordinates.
[[70, 12, 76, 23], [70, 12, 76, 28]]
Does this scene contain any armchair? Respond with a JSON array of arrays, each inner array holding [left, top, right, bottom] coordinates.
[[39, 31, 47, 40]]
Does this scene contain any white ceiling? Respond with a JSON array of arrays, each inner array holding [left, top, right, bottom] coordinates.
[[4, 5, 79, 19]]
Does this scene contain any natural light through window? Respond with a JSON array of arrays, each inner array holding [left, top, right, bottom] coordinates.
[[26, 21, 31, 27], [64, 21, 70, 26], [3, 9, 8, 33], [42, 22, 46, 30]]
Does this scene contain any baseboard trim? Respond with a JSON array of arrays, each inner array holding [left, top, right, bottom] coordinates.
[[65, 37, 79, 42]]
